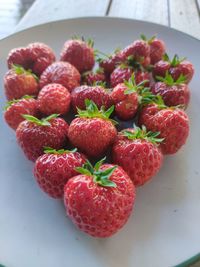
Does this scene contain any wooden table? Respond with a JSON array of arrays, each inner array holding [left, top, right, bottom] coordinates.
[[15, 0, 200, 39]]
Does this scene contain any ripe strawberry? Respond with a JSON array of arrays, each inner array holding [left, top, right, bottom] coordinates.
[[71, 85, 113, 111], [110, 64, 133, 88], [38, 83, 71, 115], [4, 95, 38, 130], [153, 54, 194, 84], [60, 38, 95, 73], [112, 126, 163, 186], [82, 68, 106, 86], [7, 42, 56, 76], [121, 39, 150, 67], [39, 61, 80, 93], [139, 97, 189, 154], [4, 65, 39, 100], [16, 114, 68, 161], [34, 147, 87, 198], [68, 100, 117, 157], [64, 158, 135, 237], [140, 34, 166, 65], [151, 72, 190, 107], [98, 51, 123, 75], [135, 70, 151, 87]]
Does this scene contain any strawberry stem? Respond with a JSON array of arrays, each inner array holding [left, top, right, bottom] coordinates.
[[76, 157, 117, 187]]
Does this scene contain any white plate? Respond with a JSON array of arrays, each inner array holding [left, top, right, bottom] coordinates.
[[0, 17, 200, 267]]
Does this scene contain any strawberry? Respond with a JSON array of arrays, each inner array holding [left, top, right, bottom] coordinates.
[[111, 73, 148, 120], [138, 96, 189, 154], [110, 64, 133, 88], [34, 147, 87, 198], [38, 83, 71, 115], [98, 51, 123, 75], [71, 84, 113, 111], [4, 95, 38, 130], [64, 158, 135, 237], [151, 72, 190, 108], [60, 38, 95, 73], [135, 70, 151, 87], [68, 100, 117, 157], [16, 114, 68, 161], [39, 61, 80, 93], [140, 34, 166, 65], [112, 125, 163, 186], [153, 54, 194, 84], [4, 64, 39, 100], [82, 68, 106, 86], [7, 42, 56, 76]]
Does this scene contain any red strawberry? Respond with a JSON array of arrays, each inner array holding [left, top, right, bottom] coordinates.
[[112, 126, 163, 186], [4, 95, 38, 130], [135, 70, 151, 87], [64, 158, 135, 237], [16, 114, 68, 161], [7, 42, 56, 76], [139, 97, 189, 154], [4, 65, 39, 100], [60, 38, 95, 73], [121, 39, 150, 66], [68, 100, 117, 157], [99, 52, 123, 75], [71, 85, 113, 111], [38, 83, 71, 115], [140, 34, 166, 65], [39, 61, 80, 93], [151, 72, 190, 107], [153, 54, 194, 84], [110, 65, 133, 88], [82, 68, 106, 86], [34, 147, 87, 198]]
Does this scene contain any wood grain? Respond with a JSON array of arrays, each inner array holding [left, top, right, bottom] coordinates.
[[169, 0, 200, 39], [109, 0, 169, 26], [16, 0, 110, 31]]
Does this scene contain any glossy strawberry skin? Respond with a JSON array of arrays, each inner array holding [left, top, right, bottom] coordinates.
[[99, 53, 123, 75], [4, 98, 38, 130], [4, 69, 39, 100], [71, 85, 113, 111], [153, 60, 194, 84], [16, 118, 69, 161], [34, 152, 87, 198], [7, 43, 56, 76], [139, 105, 189, 154], [38, 83, 71, 115], [151, 82, 190, 107], [68, 118, 117, 157], [60, 40, 95, 73], [135, 70, 151, 87], [111, 83, 139, 120], [64, 164, 135, 238], [110, 66, 133, 88], [112, 129, 163, 186], [39, 62, 81, 93], [82, 71, 106, 86], [149, 39, 166, 65]]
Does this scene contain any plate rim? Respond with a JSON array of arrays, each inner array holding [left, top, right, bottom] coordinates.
[[0, 16, 199, 267]]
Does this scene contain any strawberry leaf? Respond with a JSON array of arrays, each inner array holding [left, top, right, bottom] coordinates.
[[3, 95, 33, 110], [156, 71, 186, 85], [12, 64, 39, 81], [94, 157, 106, 171], [22, 114, 59, 126], [44, 147, 77, 154]]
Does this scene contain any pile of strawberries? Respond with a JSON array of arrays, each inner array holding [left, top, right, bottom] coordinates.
[[3, 35, 193, 238]]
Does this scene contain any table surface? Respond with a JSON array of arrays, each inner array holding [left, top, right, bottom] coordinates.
[[10, 1, 200, 267], [15, 0, 200, 39]]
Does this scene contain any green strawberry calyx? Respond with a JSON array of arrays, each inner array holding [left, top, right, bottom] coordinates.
[[156, 71, 186, 86], [76, 157, 117, 187], [124, 73, 149, 95], [162, 53, 186, 67], [122, 125, 164, 145], [140, 34, 156, 44], [44, 147, 77, 154], [71, 35, 94, 48], [76, 99, 117, 125], [12, 64, 39, 81], [22, 114, 59, 126], [4, 95, 34, 110]]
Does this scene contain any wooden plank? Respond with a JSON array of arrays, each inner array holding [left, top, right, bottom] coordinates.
[[109, 0, 169, 26], [169, 0, 200, 39], [16, 0, 110, 31]]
